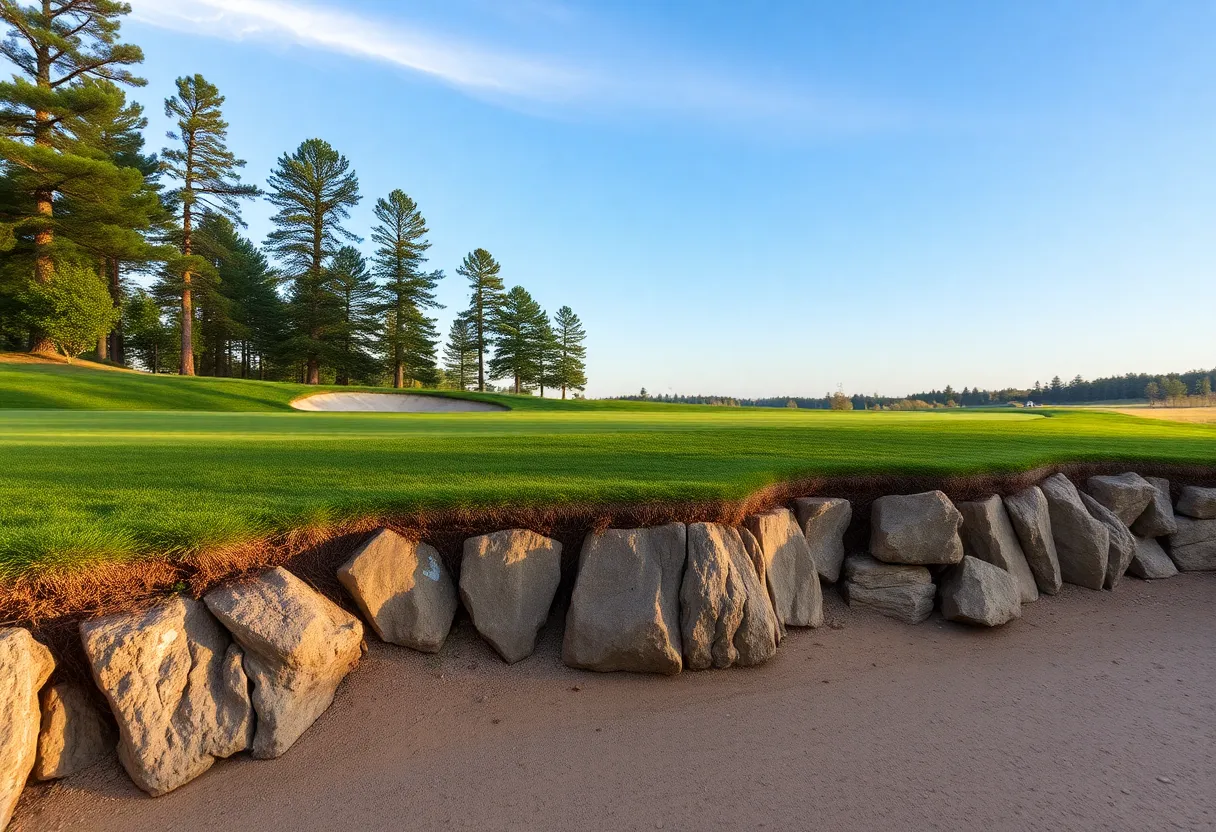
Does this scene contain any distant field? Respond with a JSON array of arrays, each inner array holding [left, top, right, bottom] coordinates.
[[1, 359, 1215, 577], [1111, 407, 1216, 424]]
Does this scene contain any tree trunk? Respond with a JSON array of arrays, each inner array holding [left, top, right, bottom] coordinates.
[[306, 357, 320, 385], [180, 206, 196, 375], [562, 385, 567, 400], [394, 362, 404, 389], [151, 343, 159, 374]]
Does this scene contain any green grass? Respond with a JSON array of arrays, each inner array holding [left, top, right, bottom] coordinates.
[[2, 359, 1215, 577]]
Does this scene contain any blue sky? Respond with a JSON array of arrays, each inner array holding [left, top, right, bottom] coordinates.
[[122, 0, 1215, 398]]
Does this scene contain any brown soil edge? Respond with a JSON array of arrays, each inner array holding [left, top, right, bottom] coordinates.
[[7, 460, 1216, 688]]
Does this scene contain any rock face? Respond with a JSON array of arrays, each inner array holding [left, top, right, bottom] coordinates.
[[1003, 486, 1063, 595], [939, 556, 1022, 627], [957, 496, 1039, 603], [1128, 536, 1179, 580], [80, 598, 251, 796], [205, 568, 364, 759], [869, 491, 964, 566], [34, 683, 114, 781], [1168, 517, 1216, 571], [1131, 477, 1178, 538], [1080, 493, 1137, 590], [744, 508, 823, 628], [840, 555, 936, 625], [1086, 473, 1156, 526], [337, 528, 456, 653], [563, 524, 687, 674], [1041, 474, 1109, 590], [1176, 486, 1216, 520], [681, 523, 780, 670], [791, 497, 852, 583], [459, 529, 562, 664], [0, 628, 54, 831]]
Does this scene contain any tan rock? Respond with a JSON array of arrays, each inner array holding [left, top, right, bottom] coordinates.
[[1041, 474, 1109, 590], [563, 524, 686, 674], [34, 683, 114, 781], [0, 628, 53, 831], [940, 556, 1022, 627], [1003, 486, 1063, 594], [459, 529, 562, 664], [744, 508, 823, 628], [840, 555, 935, 625], [80, 598, 251, 796], [791, 497, 852, 583], [681, 523, 779, 670], [957, 495, 1039, 603], [337, 529, 456, 653], [869, 491, 964, 566], [205, 568, 363, 759]]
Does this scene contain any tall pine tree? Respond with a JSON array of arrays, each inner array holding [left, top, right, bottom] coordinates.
[[442, 312, 478, 391], [456, 248, 504, 392], [265, 138, 360, 384], [552, 305, 587, 399], [161, 75, 259, 375], [489, 285, 547, 393], [328, 245, 379, 385]]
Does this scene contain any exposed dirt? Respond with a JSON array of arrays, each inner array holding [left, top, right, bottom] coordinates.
[[13, 574, 1216, 832]]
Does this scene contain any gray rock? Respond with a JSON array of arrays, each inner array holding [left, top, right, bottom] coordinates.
[[563, 524, 686, 674], [1041, 474, 1109, 590], [1086, 473, 1156, 526], [0, 628, 53, 831], [459, 529, 562, 664], [1131, 477, 1178, 538], [337, 528, 456, 653], [840, 555, 936, 625], [681, 523, 779, 670], [1003, 486, 1063, 595], [1168, 516, 1216, 571], [34, 683, 114, 781], [957, 495, 1039, 603], [869, 491, 964, 565], [1176, 486, 1216, 519], [1127, 537, 1178, 580], [1080, 492, 1137, 590], [744, 508, 823, 628], [205, 568, 364, 759], [940, 556, 1022, 627], [791, 497, 852, 583], [80, 598, 252, 796]]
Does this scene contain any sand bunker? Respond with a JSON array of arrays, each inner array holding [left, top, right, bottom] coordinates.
[[291, 392, 507, 413]]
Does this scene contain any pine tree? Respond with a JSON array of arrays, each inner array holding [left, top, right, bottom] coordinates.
[[370, 190, 442, 387], [456, 248, 504, 391], [534, 312, 558, 397], [161, 75, 259, 376], [0, 0, 144, 352], [489, 285, 546, 393], [123, 287, 169, 373], [265, 138, 361, 384], [328, 245, 379, 385], [442, 313, 478, 391], [551, 305, 587, 399]]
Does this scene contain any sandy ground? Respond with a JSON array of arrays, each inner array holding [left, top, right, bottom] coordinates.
[[291, 392, 507, 412], [1112, 407, 1216, 424], [13, 575, 1216, 832]]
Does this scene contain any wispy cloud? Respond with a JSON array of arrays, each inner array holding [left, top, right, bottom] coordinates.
[[130, 0, 898, 135]]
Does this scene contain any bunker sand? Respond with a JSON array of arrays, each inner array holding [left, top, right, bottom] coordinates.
[[15, 574, 1216, 832], [290, 392, 508, 412]]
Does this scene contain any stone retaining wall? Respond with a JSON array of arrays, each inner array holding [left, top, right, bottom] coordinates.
[[3, 472, 1215, 828]]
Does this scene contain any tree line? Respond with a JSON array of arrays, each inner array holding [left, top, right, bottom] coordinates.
[[0, 1, 587, 396]]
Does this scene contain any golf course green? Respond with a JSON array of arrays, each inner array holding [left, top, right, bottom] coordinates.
[[2, 358, 1215, 578]]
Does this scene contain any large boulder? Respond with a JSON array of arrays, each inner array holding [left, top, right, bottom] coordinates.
[[0, 628, 53, 831], [791, 497, 852, 583], [80, 598, 251, 796], [205, 567, 364, 759], [337, 528, 456, 653], [1041, 474, 1109, 590], [562, 524, 686, 674], [744, 508, 823, 628], [681, 523, 780, 670], [1168, 516, 1216, 571], [939, 556, 1022, 627], [1080, 493, 1137, 590], [869, 491, 964, 565], [1127, 536, 1179, 580], [957, 495, 1038, 603], [1086, 473, 1156, 526], [1131, 477, 1178, 537], [840, 555, 936, 625], [1003, 486, 1063, 595], [1176, 486, 1216, 520], [459, 529, 562, 664], [34, 683, 114, 781]]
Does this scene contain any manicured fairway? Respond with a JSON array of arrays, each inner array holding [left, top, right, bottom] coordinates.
[[2, 360, 1215, 576]]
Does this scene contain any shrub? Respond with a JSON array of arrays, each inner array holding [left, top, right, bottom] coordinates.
[[25, 262, 119, 361]]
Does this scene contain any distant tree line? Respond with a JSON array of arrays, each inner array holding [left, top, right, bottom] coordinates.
[[0, 2, 587, 396]]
